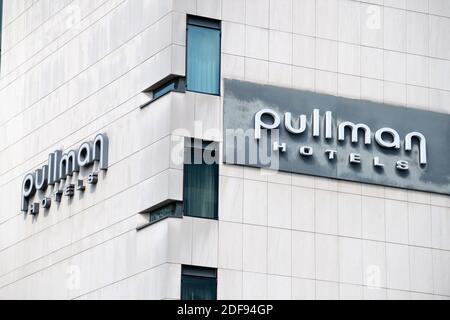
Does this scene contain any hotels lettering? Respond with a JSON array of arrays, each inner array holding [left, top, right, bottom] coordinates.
[[255, 108, 427, 171]]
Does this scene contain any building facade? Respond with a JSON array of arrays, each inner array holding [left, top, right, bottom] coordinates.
[[0, 0, 449, 300]]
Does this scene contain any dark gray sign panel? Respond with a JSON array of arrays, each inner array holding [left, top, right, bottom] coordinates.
[[223, 79, 450, 195]]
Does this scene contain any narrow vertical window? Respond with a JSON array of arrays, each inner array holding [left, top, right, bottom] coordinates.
[[183, 139, 219, 220], [181, 265, 217, 300], [186, 16, 221, 95]]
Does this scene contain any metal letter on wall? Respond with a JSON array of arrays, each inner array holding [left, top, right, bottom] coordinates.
[[223, 79, 450, 195], [20, 133, 109, 213]]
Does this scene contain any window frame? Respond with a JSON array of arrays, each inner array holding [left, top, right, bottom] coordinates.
[[140, 77, 186, 109], [181, 265, 217, 300], [148, 201, 183, 224], [136, 201, 183, 230], [185, 15, 222, 96], [183, 138, 219, 220], [153, 80, 176, 100]]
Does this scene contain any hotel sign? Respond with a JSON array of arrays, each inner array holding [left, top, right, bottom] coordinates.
[[223, 79, 450, 195], [21, 133, 109, 214]]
